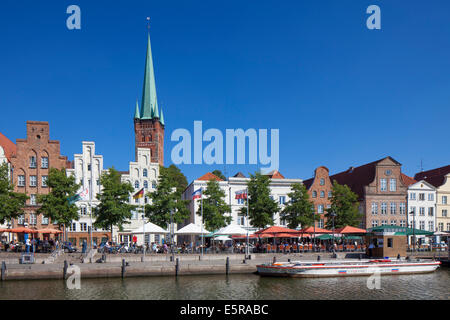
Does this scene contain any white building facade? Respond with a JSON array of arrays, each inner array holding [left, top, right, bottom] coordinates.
[[181, 171, 303, 241], [118, 147, 161, 245], [407, 180, 436, 244], [66, 141, 110, 247]]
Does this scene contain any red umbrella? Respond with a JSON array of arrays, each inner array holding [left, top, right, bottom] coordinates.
[[8, 227, 38, 233], [335, 226, 366, 234], [254, 226, 300, 235], [299, 226, 332, 234], [36, 228, 63, 234]]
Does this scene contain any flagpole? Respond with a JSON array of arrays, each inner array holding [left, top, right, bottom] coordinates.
[[89, 146, 93, 251], [142, 201, 146, 261], [201, 187, 204, 257]]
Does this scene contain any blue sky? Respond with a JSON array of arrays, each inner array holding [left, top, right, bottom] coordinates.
[[1, 0, 449, 183]]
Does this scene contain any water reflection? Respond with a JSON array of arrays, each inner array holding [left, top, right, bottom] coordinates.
[[0, 269, 448, 300]]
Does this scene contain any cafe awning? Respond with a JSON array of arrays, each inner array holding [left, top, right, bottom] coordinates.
[[36, 228, 63, 234], [7, 227, 38, 233], [175, 223, 210, 235], [368, 225, 434, 236], [335, 226, 367, 234], [299, 226, 332, 234]]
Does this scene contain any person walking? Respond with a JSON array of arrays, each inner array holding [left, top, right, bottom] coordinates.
[[25, 237, 31, 253], [82, 240, 87, 254]]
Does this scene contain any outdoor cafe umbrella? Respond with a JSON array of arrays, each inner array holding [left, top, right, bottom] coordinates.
[[215, 224, 249, 235], [36, 228, 64, 234], [7, 227, 38, 234], [214, 235, 232, 241], [131, 222, 169, 234], [175, 223, 210, 235], [335, 226, 367, 234]]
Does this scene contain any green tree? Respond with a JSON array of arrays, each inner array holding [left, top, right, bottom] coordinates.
[[280, 183, 314, 229], [212, 170, 226, 180], [160, 164, 188, 194], [325, 180, 362, 229], [93, 167, 135, 235], [240, 172, 279, 229], [0, 162, 28, 224], [37, 168, 80, 227], [145, 166, 190, 229], [196, 179, 231, 231]]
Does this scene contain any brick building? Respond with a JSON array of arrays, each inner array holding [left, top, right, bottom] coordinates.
[[134, 33, 165, 166], [9, 121, 68, 236], [302, 166, 333, 228], [329, 157, 410, 229]]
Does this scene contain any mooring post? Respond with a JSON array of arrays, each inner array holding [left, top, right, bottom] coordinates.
[[170, 255, 173, 262], [175, 258, 179, 277], [226, 257, 230, 275], [102, 253, 106, 263], [317, 255, 321, 261], [273, 256, 276, 264], [1, 261, 6, 281], [121, 259, 126, 279], [63, 260, 68, 280], [199, 255, 201, 261]]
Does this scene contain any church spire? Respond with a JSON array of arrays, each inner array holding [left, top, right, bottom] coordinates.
[[140, 31, 158, 120], [160, 108, 164, 126], [134, 99, 140, 119]]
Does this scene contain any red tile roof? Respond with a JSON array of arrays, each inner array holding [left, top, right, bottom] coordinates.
[[401, 173, 416, 186], [264, 170, 285, 179], [0, 132, 16, 162], [329, 156, 401, 199], [197, 172, 223, 181], [414, 165, 450, 188]]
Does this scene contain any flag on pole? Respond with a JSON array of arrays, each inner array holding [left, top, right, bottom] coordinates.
[[192, 188, 202, 200], [133, 188, 145, 199], [235, 189, 248, 199], [67, 188, 89, 204]]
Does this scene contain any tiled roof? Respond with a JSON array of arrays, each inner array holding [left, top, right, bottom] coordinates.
[[401, 173, 416, 186], [414, 165, 450, 188], [0, 132, 16, 161], [264, 170, 285, 179], [233, 172, 246, 178], [329, 156, 401, 199], [197, 172, 223, 181]]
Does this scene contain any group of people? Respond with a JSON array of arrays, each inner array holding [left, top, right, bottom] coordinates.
[[1, 238, 59, 253]]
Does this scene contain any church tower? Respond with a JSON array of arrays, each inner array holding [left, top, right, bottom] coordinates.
[[134, 31, 165, 166]]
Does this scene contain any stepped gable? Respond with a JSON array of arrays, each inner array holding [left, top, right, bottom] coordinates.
[[414, 165, 450, 188]]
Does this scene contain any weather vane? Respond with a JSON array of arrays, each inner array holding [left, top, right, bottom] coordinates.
[[146, 17, 150, 31]]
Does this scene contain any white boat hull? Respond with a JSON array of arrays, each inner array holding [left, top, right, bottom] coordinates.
[[256, 260, 441, 278]]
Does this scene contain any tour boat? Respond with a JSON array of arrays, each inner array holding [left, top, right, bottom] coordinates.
[[256, 259, 441, 278]]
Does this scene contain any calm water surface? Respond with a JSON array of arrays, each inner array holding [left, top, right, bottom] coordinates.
[[0, 269, 448, 300]]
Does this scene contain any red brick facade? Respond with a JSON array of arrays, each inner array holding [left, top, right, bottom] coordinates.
[[134, 118, 164, 166], [9, 121, 68, 232], [303, 166, 333, 228]]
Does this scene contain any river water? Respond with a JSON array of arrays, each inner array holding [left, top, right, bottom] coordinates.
[[0, 269, 448, 300]]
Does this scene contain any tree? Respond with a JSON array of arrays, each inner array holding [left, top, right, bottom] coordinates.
[[325, 180, 362, 229], [160, 164, 188, 194], [212, 170, 226, 180], [93, 167, 135, 235], [240, 172, 279, 229], [280, 183, 314, 229], [0, 162, 28, 224], [196, 179, 231, 231], [37, 168, 80, 228], [145, 166, 190, 229]]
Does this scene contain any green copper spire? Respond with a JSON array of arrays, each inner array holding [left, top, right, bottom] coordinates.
[[134, 100, 140, 119], [140, 32, 159, 120], [160, 108, 164, 126]]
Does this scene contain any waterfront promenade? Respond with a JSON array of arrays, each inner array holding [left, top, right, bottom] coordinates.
[[0, 250, 445, 281]]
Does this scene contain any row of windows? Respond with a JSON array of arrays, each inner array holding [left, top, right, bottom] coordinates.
[[312, 190, 332, 198], [134, 180, 157, 189], [29, 156, 49, 169], [379, 178, 396, 192], [409, 207, 434, 216], [18, 175, 48, 187], [371, 202, 406, 215], [409, 192, 435, 201], [437, 223, 450, 232], [371, 220, 407, 227], [17, 214, 57, 225]]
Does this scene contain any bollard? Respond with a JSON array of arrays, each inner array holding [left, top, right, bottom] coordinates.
[[226, 257, 230, 275], [359, 254, 362, 260], [175, 258, 179, 277], [141, 256, 144, 262], [102, 254, 106, 262], [317, 255, 321, 261], [199, 255, 201, 261], [288, 258, 291, 262], [170, 255, 173, 262], [273, 256, 276, 264], [121, 259, 126, 279], [1, 261, 6, 281], [248, 254, 251, 260], [63, 260, 68, 280]]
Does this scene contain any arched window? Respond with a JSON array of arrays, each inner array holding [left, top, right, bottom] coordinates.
[[144, 180, 148, 189], [143, 169, 148, 177], [135, 181, 140, 189], [152, 181, 157, 189], [320, 191, 325, 198], [312, 191, 317, 198], [320, 178, 325, 186]]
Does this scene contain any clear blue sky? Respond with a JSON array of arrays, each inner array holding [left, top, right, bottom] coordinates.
[[1, 0, 449, 183]]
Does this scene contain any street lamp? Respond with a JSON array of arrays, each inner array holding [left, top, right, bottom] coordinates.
[[330, 212, 337, 247], [409, 210, 416, 253]]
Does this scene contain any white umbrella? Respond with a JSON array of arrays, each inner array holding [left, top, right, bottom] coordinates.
[[214, 235, 232, 241], [215, 224, 248, 235], [175, 223, 210, 235], [434, 231, 450, 236], [131, 222, 169, 234]]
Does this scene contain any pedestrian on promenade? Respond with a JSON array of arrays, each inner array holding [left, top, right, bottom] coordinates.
[[82, 240, 87, 254], [25, 238, 31, 253]]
